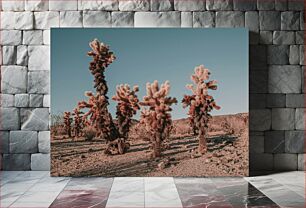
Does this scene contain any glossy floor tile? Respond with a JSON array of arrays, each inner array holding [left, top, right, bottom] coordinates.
[[144, 177, 182, 208], [246, 175, 305, 208], [106, 191, 144, 208], [175, 178, 232, 208], [0, 171, 304, 208], [50, 177, 113, 208]]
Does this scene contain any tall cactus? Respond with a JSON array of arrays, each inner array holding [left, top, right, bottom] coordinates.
[[87, 38, 115, 96], [112, 84, 140, 140], [79, 39, 118, 141], [140, 80, 177, 158], [63, 111, 72, 138], [72, 107, 83, 137], [182, 65, 220, 154]]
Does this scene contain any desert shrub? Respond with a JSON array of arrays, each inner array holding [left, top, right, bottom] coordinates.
[[128, 122, 151, 141], [83, 126, 97, 141]]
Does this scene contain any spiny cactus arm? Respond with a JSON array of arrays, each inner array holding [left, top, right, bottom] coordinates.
[[164, 97, 178, 105], [87, 39, 115, 95], [182, 94, 196, 107], [88, 39, 116, 63], [206, 80, 218, 90]]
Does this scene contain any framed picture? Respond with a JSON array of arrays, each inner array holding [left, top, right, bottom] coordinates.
[[51, 28, 248, 176]]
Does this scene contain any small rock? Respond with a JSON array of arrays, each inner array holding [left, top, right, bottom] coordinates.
[[158, 161, 166, 170]]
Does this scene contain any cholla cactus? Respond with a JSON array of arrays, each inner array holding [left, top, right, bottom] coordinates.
[[72, 107, 83, 137], [88, 39, 115, 95], [78, 91, 118, 140], [140, 80, 177, 158], [112, 84, 140, 140], [78, 39, 118, 141], [182, 65, 220, 154], [63, 112, 72, 138]]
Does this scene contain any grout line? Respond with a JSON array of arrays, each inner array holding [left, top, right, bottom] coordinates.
[[104, 177, 116, 208], [172, 177, 184, 208], [1, 171, 24, 186], [143, 177, 145, 208], [47, 176, 72, 207]]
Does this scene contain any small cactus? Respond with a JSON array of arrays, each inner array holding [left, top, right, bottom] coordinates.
[[182, 65, 220, 154], [140, 80, 177, 158], [63, 111, 72, 138], [72, 107, 84, 137]]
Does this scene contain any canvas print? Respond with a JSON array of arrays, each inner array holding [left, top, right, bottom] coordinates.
[[51, 28, 249, 177]]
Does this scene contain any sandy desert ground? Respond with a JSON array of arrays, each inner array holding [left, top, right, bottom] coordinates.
[[51, 113, 248, 177]]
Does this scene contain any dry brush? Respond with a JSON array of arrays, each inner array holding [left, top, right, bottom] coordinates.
[[63, 111, 72, 138], [72, 107, 84, 137]]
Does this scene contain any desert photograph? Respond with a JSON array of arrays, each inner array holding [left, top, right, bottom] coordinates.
[[51, 28, 248, 177]]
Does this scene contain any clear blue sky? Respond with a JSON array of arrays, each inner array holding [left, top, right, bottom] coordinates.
[[51, 28, 248, 120]]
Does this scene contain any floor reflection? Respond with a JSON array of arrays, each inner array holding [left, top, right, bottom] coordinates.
[[175, 178, 280, 208]]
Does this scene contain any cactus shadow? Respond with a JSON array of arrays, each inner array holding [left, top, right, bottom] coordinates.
[[65, 134, 238, 177], [127, 145, 150, 153], [207, 135, 238, 152], [71, 158, 156, 177]]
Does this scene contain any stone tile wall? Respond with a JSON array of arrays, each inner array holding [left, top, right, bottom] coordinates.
[[0, 0, 304, 171]]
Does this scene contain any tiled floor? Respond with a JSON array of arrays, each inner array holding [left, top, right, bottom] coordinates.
[[1, 171, 305, 208]]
